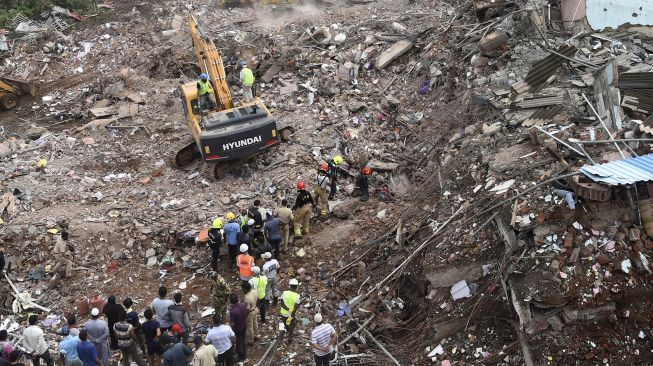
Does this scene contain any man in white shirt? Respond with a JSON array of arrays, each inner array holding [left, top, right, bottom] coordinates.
[[204, 314, 235, 366], [261, 252, 280, 306], [23, 314, 53, 366], [191, 336, 218, 366], [151, 286, 175, 331], [310, 314, 336, 366]]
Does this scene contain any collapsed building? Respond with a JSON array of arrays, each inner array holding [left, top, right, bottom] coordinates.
[[1, 0, 653, 364]]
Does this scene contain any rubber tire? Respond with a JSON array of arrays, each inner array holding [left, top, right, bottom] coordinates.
[[1, 94, 18, 110]]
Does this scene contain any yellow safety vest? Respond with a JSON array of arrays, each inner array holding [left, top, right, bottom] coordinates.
[[280, 290, 299, 317], [241, 68, 255, 86], [251, 276, 267, 300], [198, 80, 213, 96]]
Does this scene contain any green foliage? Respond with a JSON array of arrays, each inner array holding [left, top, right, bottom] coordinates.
[[0, 0, 94, 27]]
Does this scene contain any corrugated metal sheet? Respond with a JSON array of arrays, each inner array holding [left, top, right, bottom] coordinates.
[[586, 0, 653, 30], [580, 154, 653, 185], [524, 45, 578, 91]]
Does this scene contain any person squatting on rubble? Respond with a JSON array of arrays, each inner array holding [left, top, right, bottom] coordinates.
[[293, 181, 315, 237], [357, 166, 372, 201], [262, 252, 280, 307], [274, 199, 293, 252], [242, 282, 259, 347], [249, 266, 268, 324], [223, 213, 241, 269], [84, 308, 109, 366], [51, 231, 73, 278], [228, 293, 247, 363], [196, 73, 216, 111], [123, 298, 146, 354], [263, 212, 283, 259], [76, 330, 101, 366], [113, 312, 145, 366], [205, 314, 236, 366], [327, 155, 345, 200], [314, 164, 331, 217], [102, 295, 124, 350], [239, 61, 255, 103], [23, 314, 53, 366], [207, 218, 223, 272], [152, 286, 175, 331], [311, 313, 337, 366], [141, 309, 162, 366], [168, 292, 192, 345], [190, 335, 218, 366], [280, 279, 301, 344]]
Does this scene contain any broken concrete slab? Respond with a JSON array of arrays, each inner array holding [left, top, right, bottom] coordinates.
[[367, 160, 399, 172], [279, 83, 298, 96], [489, 143, 532, 173], [118, 103, 139, 118], [261, 64, 282, 83], [377, 40, 413, 70], [426, 264, 484, 289]]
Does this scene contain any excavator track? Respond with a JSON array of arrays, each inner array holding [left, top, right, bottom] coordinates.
[[168, 137, 200, 168], [199, 160, 241, 181]]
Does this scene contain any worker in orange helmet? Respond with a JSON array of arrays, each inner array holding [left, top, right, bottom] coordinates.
[[292, 181, 314, 237], [357, 166, 372, 201], [314, 164, 330, 217]]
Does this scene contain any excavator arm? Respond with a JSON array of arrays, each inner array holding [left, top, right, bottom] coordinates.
[[188, 15, 234, 111]]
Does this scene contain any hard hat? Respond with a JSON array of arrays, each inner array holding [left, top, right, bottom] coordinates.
[[297, 181, 306, 190], [262, 252, 272, 259], [212, 218, 223, 229], [240, 60, 248, 66], [247, 219, 255, 226], [252, 266, 261, 275], [226, 212, 236, 220], [362, 166, 372, 175], [314, 313, 323, 323], [171, 323, 182, 333], [240, 244, 249, 253], [319, 163, 329, 172], [91, 308, 100, 317], [332, 155, 344, 165], [199, 73, 208, 80], [289, 278, 299, 286]]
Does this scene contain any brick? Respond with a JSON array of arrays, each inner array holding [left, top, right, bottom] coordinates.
[[629, 228, 641, 242], [597, 255, 610, 265], [633, 241, 643, 252], [569, 175, 611, 201], [581, 246, 594, 257], [564, 236, 573, 248], [569, 247, 581, 263]]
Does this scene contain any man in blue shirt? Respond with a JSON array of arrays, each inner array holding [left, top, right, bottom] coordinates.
[[58, 332, 82, 366], [160, 336, 192, 366], [76, 331, 100, 366], [223, 213, 241, 269]]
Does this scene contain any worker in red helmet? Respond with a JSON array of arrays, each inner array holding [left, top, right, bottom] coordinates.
[[357, 166, 372, 201], [314, 164, 330, 217], [292, 181, 314, 237]]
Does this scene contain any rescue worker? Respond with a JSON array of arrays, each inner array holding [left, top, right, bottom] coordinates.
[[208, 218, 223, 272], [247, 202, 264, 240], [236, 244, 254, 282], [274, 199, 293, 252], [356, 166, 372, 201], [211, 274, 230, 318], [196, 73, 215, 111], [238, 209, 249, 230], [280, 279, 301, 344], [249, 267, 268, 324], [327, 155, 345, 200], [52, 231, 73, 278], [262, 252, 280, 307], [223, 212, 241, 269], [314, 164, 330, 217], [239, 61, 255, 103], [292, 181, 314, 237]]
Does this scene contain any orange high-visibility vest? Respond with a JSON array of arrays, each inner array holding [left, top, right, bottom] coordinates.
[[237, 254, 254, 278]]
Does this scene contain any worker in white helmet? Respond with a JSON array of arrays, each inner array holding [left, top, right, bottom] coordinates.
[[280, 279, 300, 344], [236, 244, 254, 282]]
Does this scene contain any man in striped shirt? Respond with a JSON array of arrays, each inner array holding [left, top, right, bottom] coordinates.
[[310, 314, 336, 366]]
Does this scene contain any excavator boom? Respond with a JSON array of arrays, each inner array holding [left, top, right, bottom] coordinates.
[[188, 15, 233, 111]]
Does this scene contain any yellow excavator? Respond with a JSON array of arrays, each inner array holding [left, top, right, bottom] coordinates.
[[0, 77, 36, 110], [172, 15, 291, 179]]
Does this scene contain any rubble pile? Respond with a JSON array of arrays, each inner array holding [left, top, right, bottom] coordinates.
[[1, 0, 653, 364]]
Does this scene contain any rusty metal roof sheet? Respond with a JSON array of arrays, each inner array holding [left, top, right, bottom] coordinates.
[[580, 154, 653, 185]]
